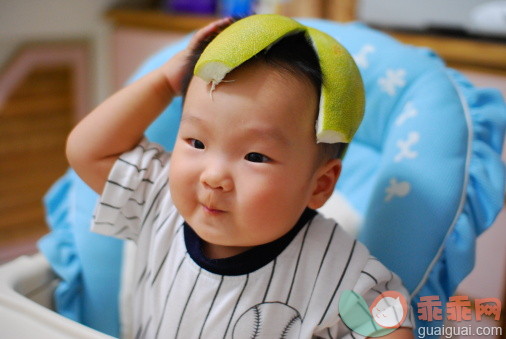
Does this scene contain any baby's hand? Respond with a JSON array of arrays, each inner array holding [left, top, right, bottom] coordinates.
[[161, 17, 234, 95]]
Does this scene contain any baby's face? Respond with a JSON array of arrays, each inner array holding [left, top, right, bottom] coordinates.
[[169, 62, 321, 258]]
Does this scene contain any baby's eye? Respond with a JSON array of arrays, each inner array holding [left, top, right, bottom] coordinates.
[[189, 139, 205, 149], [245, 152, 270, 163]]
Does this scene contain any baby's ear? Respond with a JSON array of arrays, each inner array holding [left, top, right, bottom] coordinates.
[[307, 158, 342, 209]]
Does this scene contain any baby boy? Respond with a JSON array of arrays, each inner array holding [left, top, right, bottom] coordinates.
[[67, 15, 413, 339]]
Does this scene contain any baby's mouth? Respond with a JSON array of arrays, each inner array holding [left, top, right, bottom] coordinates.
[[201, 203, 226, 215], [200, 193, 226, 214]]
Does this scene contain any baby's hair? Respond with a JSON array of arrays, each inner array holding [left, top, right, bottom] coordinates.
[[180, 20, 346, 161]]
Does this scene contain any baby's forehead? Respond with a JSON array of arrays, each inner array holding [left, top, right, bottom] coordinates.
[[183, 68, 319, 143], [187, 60, 318, 115], [228, 59, 320, 96]]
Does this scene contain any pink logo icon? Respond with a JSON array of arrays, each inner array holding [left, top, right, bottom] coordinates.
[[370, 291, 409, 329]]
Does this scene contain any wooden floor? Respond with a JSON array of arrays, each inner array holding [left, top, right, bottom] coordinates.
[[0, 66, 73, 263]]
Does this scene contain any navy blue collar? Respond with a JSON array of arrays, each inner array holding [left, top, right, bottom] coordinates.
[[184, 208, 317, 276]]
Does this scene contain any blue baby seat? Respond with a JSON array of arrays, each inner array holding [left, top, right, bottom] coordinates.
[[39, 19, 506, 337]]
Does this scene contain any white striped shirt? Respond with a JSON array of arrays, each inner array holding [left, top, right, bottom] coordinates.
[[92, 139, 413, 339]]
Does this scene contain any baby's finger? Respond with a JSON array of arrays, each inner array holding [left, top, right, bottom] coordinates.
[[202, 17, 234, 35], [188, 17, 234, 50], [192, 17, 233, 42]]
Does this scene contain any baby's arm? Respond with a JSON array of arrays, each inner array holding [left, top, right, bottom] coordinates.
[[66, 18, 232, 194]]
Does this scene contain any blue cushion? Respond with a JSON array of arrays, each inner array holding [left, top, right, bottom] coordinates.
[[39, 19, 506, 336]]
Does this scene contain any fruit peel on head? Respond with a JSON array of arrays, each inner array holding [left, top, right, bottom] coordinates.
[[194, 14, 365, 145]]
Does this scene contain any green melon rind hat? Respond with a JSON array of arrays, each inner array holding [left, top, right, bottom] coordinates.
[[194, 14, 365, 145]]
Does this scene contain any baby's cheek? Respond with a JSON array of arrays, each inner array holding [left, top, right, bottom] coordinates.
[[169, 162, 192, 207], [239, 181, 279, 212], [169, 150, 193, 183]]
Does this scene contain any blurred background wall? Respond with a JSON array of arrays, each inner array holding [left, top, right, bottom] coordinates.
[[0, 0, 147, 105], [0, 0, 146, 261]]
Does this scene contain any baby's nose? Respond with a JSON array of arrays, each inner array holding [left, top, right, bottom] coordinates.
[[200, 165, 233, 192]]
